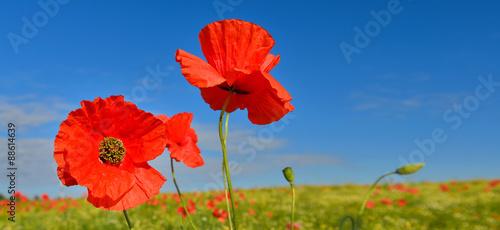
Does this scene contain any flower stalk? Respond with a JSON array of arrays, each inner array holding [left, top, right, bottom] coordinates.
[[283, 167, 296, 229], [122, 210, 133, 229], [171, 158, 197, 230], [339, 163, 425, 230], [219, 90, 237, 229]]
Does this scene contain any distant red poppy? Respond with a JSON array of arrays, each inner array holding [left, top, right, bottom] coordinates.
[[177, 199, 197, 218], [439, 185, 450, 192], [365, 200, 376, 209], [54, 96, 168, 210], [380, 198, 393, 205], [212, 208, 228, 223], [206, 200, 216, 210], [41, 193, 50, 202], [156, 112, 203, 168], [175, 19, 294, 125], [248, 208, 255, 215], [490, 179, 499, 187], [396, 199, 407, 207], [484, 187, 492, 192], [268, 212, 273, 218], [287, 222, 303, 230]]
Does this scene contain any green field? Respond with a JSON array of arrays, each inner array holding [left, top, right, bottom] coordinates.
[[1, 180, 499, 229]]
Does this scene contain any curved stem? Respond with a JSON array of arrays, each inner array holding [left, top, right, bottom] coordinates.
[[122, 210, 133, 229], [222, 161, 234, 230], [222, 112, 234, 229], [290, 182, 296, 230], [338, 216, 355, 230], [355, 172, 396, 229], [171, 158, 197, 230], [219, 90, 237, 229]]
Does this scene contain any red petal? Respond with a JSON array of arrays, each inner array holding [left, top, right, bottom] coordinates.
[[199, 86, 240, 113], [261, 53, 280, 73], [81, 96, 167, 163], [199, 19, 275, 77], [237, 89, 294, 125], [87, 163, 165, 210], [261, 71, 293, 104], [165, 112, 193, 144], [175, 49, 226, 88], [164, 113, 204, 168]]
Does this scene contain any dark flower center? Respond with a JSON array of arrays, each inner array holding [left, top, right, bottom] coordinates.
[[217, 84, 250, 95], [99, 137, 125, 165]]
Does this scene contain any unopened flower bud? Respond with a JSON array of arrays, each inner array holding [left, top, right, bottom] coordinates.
[[282, 167, 294, 183], [396, 163, 425, 175]]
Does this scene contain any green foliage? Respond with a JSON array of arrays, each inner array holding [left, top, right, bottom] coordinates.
[[0, 180, 498, 229]]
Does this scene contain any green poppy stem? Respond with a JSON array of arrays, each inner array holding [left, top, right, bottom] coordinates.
[[338, 216, 355, 230], [355, 172, 396, 229], [221, 112, 234, 230], [219, 90, 237, 229], [122, 210, 133, 229], [290, 181, 296, 230], [222, 162, 234, 230], [171, 158, 197, 230]]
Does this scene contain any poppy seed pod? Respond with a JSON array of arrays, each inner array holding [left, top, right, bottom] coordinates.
[[282, 167, 294, 183], [396, 163, 425, 175]]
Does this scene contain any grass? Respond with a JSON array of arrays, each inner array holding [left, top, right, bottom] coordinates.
[[1, 179, 498, 229]]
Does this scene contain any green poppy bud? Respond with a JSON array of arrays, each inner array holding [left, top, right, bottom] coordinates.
[[396, 163, 425, 175], [282, 167, 294, 183]]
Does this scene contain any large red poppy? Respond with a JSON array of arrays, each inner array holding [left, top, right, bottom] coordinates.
[[54, 95, 167, 210], [156, 112, 204, 168], [175, 19, 294, 125]]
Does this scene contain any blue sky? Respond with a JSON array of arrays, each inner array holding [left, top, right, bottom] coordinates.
[[1, 0, 499, 199]]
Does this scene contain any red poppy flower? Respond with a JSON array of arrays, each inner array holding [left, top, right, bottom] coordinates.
[[439, 184, 450, 192], [206, 200, 216, 209], [41, 193, 50, 202], [212, 208, 228, 223], [248, 208, 255, 215], [396, 198, 407, 207], [156, 112, 203, 168], [380, 198, 393, 205], [175, 19, 294, 125], [365, 200, 376, 209], [53, 96, 167, 210], [287, 222, 303, 230]]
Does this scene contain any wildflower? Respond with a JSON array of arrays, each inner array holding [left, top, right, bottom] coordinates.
[[439, 184, 450, 192], [157, 112, 203, 168], [365, 200, 376, 209], [53, 96, 167, 210], [381, 198, 393, 205], [175, 19, 294, 125], [248, 208, 255, 215], [206, 200, 216, 209], [212, 208, 229, 223], [41, 193, 50, 201], [286, 222, 303, 229], [396, 199, 407, 207]]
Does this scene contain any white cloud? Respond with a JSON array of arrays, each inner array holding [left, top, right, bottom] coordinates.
[[351, 90, 466, 118], [0, 95, 73, 127], [194, 123, 288, 153], [0, 138, 60, 189]]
